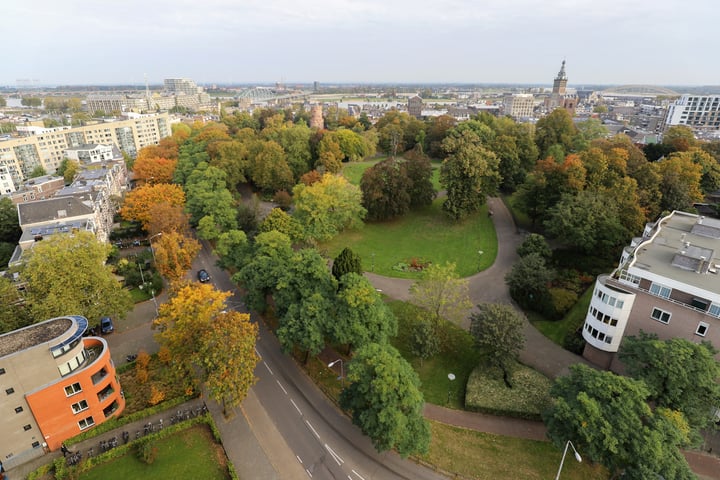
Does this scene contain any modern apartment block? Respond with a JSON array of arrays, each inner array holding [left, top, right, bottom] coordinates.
[[0, 316, 124, 469], [664, 94, 720, 131], [503, 93, 535, 119], [0, 113, 170, 187], [582, 211, 720, 370]]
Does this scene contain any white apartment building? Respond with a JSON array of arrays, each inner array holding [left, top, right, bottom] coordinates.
[[503, 94, 535, 119], [0, 113, 170, 186], [664, 95, 720, 131], [583, 211, 720, 370]]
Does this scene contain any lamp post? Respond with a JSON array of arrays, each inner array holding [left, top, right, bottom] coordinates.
[[150, 289, 159, 317], [555, 440, 582, 480], [148, 232, 162, 264], [328, 359, 344, 386], [478, 250, 484, 271], [447, 373, 456, 405]]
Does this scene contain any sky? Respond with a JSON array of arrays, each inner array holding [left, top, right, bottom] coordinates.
[[3, 0, 718, 87]]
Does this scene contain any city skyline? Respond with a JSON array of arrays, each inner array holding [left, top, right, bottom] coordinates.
[[4, 0, 718, 87]]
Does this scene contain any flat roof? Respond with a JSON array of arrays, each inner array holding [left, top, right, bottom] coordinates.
[[630, 211, 720, 293], [0, 317, 73, 358]]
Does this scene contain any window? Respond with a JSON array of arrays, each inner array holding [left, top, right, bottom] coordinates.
[[650, 283, 671, 299], [696, 322, 709, 337], [78, 416, 95, 430], [32, 441, 40, 448], [71, 400, 89, 414], [6, 387, 14, 395], [15, 406, 23, 413], [709, 304, 720, 318], [23, 424, 32, 431], [64, 382, 82, 397], [651, 308, 671, 324], [616, 300, 624, 309]]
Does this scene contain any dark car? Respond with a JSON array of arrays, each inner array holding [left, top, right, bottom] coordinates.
[[197, 269, 210, 283], [100, 316, 114, 335]]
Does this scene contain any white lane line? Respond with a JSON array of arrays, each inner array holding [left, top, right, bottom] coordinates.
[[264, 361, 273, 375], [276, 379, 288, 394], [324, 443, 344, 465], [254, 347, 260, 357], [351, 469, 366, 480], [306, 469, 313, 478], [290, 399, 302, 416], [296, 455, 303, 464], [305, 420, 321, 440]]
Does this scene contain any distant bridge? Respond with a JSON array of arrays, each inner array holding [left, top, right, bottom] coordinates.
[[599, 85, 680, 97], [237, 87, 310, 103]]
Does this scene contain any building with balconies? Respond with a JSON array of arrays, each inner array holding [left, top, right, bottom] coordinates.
[[582, 211, 720, 370], [0, 316, 124, 469]]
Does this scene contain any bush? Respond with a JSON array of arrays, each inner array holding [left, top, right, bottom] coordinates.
[[548, 287, 578, 318], [136, 438, 158, 464], [136, 350, 150, 369], [135, 368, 149, 384], [464, 363, 552, 420], [148, 385, 166, 406], [158, 345, 171, 364], [273, 190, 292, 210], [563, 328, 586, 355]]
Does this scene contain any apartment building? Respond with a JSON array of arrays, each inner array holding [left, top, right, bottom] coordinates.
[[582, 211, 720, 369], [0, 113, 170, 186], [0, 316, 124, 469], [503, 93, 535, 119], [664, 94, 720, 131]]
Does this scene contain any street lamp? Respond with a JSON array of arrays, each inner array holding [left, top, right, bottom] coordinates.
[[328, 359, 344, 386], [150, 289, 159, 317], [555, 440, 582, 480], [478, 250, 484, 271], [447, 373, 456, 405], [148, 232, 162, 263]]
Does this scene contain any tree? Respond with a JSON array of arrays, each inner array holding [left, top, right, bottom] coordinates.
[[214, 229, 249, 271], [409, 314, 441, 364], [198, 310, 259, 415], [153, 232, 201, 283], [517, 233, 552, 259], [56, 158, 80, 184], [29, 165, 47, 178], [0, 197, 21, 244], [292, 173, 366, 243], [276, 293, 330, 364], [330, 273, 397, 350], [331, 247, 363, 281], [184, 163, 238, 232], [274, 248, 337, 319], [505, 253, 554, 312], [534, 108, 578, 158], [619, 332, 720, 431], [208, 140, 249, 190], [21, 231, 133, 322], [409, 262, 472, 333], [21, 97, 42, 107], [440, 129, 500, 220], [249, 140, 294, 193], [543, 364, 694, 480], [132, 156, 177, 185], [259, 208, 304, 243], [654, 153, 704, 211], [404, 152, 436, 207], [0, 96, 6, 107], [0, 276, 30, 334], [469, 303, 525, 387], [360, 157, 412, 221], [146, 202, 191, 237], [120, 183, 186, 231], [339, 343, 431, 457], [662, 125, 697, 152], [573, 118, 608, 151]]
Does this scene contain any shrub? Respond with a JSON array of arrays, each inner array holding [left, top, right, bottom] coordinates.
[[136, 438, 158, 464], [563, 328, 587, 355], [548, 287, 578, 317], [157, 345, 171, 364], [135, 368, 149, 384], [273, 190, 292, 210], [148, 385, 166, 406], [136, 350, 151, 370]]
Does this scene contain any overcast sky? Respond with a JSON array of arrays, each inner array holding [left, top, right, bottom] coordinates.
[[3, 0, 717, 87]]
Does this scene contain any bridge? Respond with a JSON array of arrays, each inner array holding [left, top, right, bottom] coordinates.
[[599, 85, 680, 97], [236, 87, 310, 104]]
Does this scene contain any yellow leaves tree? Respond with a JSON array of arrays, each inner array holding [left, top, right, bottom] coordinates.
[[146, 203, 191, 237], [153, 284, 258, 413], [153, 231, 201, 284], [120, 183, 186, 231], [132, 156, 177, 185]]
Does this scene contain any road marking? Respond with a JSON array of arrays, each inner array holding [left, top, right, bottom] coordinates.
[[290, 399, 302, 415], [263, 361, 273, 375], [296, 455, 303, 464], [276, 379, 288, 394], [324, 443, 344, 465], [351, 470, 366, 480], [306, 469, 313, 478], [306, 420, 321, 440], [254, 347, 261, 358]]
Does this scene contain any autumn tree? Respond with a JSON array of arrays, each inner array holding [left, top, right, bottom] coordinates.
[[409, 262, 472, 346], [331, 247, 363, 281], [249, 140, 294, 193], [662, 125, 697, 152], [426, 114, 456, 158], [259, 208, 304, 242], [316, 133, 343, 173], [292, 173, 366, 243], [440, 129, 501, 220], [21, 231, 133, 322], [470, 303, 526, 387], [339, 343, 430, 457], [208, 140, 249, 190], [654, 153, 704, 211], [120, 183, 186, 231], [543, 364, 694, 480], [146, 202, 191, 237], [360, 157, 412, 221], [56, 158, 80, 184], [132, 156, 177, 185], [153, 231, 202, 283]]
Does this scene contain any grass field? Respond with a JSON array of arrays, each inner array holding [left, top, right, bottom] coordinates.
[[341, 157, 443, 191], [321, 197, 496, 279], [79, 425, 229, 480]]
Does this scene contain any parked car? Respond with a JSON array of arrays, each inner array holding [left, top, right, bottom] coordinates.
[[100, 316, 114, 335], [197, 269, 210, 283]]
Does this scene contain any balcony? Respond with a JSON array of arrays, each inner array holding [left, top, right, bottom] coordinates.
[[91, 367, 109, 385], [97, 384, 115, 403]]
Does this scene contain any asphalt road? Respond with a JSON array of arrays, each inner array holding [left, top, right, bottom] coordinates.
[[121, 241, 448, 480]]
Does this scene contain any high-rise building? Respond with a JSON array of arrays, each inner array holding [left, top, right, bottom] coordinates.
[[664, 95, 720, 131], [0, 316, 124, 469], [163, 78, 202, 96], [582, 211, 720, 369], [407, 95, 423, 119], [503, 94, 535, 119]]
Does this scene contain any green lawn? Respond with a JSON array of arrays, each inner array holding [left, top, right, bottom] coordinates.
[[341, 157, 442, 191], [80, 425, 229, 480], [424, 421, 608, 480], [529, 286, 593, 346], [321, 198, 496, 279]]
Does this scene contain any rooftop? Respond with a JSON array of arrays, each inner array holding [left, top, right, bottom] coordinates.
[[0, 317, 73, 358]]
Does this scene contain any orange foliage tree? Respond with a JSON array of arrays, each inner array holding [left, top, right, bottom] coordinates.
[[136, 136, 181, 162], [132, 156, 177, 185], [153, 231, 201, 283], [120, 183, 186, 231], [146, 203, 191, 237]]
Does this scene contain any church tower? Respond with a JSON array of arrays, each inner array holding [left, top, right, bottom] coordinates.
[[552, 60, 568, 95]]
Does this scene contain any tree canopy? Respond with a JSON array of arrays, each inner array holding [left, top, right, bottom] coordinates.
[[120, 183, 186, 231], [469, 303, 526, 386]]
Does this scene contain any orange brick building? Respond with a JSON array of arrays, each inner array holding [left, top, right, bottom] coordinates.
[[0, 316, 124, 469]]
